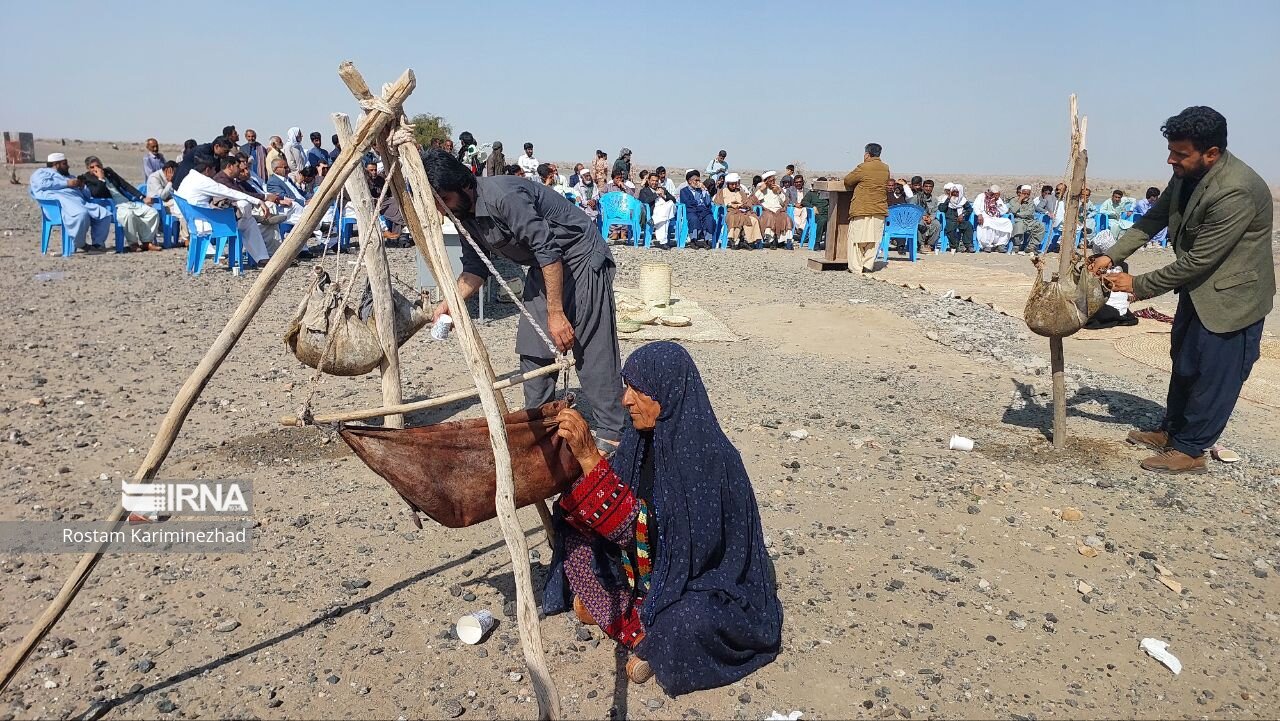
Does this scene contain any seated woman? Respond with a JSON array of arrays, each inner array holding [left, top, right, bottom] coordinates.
[[940, 183, 974, 253], [545, 341, 783, 696]]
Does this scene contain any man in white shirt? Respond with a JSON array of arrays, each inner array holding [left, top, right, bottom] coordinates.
[[175, 152, 272, 264], [146, 160, 189, 245], [517, 142, 539, 178]]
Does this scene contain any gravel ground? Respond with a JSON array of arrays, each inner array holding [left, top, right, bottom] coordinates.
[[1, 144, 1278, 720]]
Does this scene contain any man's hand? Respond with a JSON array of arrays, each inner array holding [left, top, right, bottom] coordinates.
[[1103, 272, 1134, 294], [264, 192, 281, 203], [66, 177, 82, 188], [1088, 254, 1113, 276], [279, 197, 293, 207], [143, 195, 153, 205], [432, 300, 451, 323], [555, 407, 601, 474], [548, 311, 574, 353]]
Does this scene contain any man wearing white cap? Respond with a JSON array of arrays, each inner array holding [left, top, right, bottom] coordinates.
[[712, 173, 763, 249], [1007, 184, 1045, 253], [29, 153, 113, 252], [973, 185, 1013, 252]]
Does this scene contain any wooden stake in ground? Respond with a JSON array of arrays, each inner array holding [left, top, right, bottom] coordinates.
[[332, 112, 404, 428], [337, 63, 562, 720], [1051, 95, 1089, 449], [0, 66, 417, 695]]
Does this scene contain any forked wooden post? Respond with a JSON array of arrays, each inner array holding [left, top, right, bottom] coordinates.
[[332, 112, 404, 428], [0, 66, 417, 694], [1051, 95, 1089, 449], [337, 63, 562, 720]]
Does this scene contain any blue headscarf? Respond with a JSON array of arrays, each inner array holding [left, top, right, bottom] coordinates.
[[545, 341, 782, 696]]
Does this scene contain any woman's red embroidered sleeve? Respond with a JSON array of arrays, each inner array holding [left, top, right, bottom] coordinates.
[[558, 458, 637, 541]]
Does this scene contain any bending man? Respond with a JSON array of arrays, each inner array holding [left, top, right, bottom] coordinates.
[[425, 150, 626, 454]]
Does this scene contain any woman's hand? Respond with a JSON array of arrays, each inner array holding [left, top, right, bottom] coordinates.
[[556, 408, 601, 475]]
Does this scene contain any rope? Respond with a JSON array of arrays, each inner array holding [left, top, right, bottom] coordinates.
[[358, 97, 396, 116], [297, 156, 403, 422]]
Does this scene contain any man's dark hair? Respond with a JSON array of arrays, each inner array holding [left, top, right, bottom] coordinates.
[[612, 168, 624, 179], [220, 156, 240, 171], [717, 149, 726, 157], [523, 142, 534, 150], [193, 152, 219, 173], [793, 174, 804, 182], [221, 125, 236, 137], [183, 139, 198, 151], [786, 164, 795, 172], [84, 155, 101, 167], [162, 160, 179, 170], [310, 131, 322, 141], [923, 179, 934, 186], [686, 169, 700, 180], [536, 162, 554, 180], [864, 143, 882, 158], [910, 175, 922, 185], [1145, 186, 1160, 199], [505, 164, 521, 175], [639, 169, 649, 179], [331, 134, 339, 146], [211, 137, 232, 151], [300, 166, 318, 179], [656, 166, 666, 174], [1041, 184, 1053, 193], [424, 149, 478, 194], [1161, 106, 1227, 153], [816, 176, 828, 181], [1112, 189, 1123, 196]]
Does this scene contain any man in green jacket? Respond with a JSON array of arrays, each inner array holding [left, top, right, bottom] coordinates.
[[1089, 106, 1274, 474], [842, 143, 890, 273]]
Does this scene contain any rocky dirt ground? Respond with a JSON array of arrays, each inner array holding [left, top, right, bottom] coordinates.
[[2, 143, 1279, 721]]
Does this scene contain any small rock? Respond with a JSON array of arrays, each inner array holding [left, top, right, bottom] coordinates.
[[1060, 507, 1084, 522], [440, 698, 465, 718], [214, 620, 240, 633], [136, 658, 155, 673], [1077, 581, 1093, 595], [787, 429, 810, 441], [342, 578, 371, 590], [966, 505, 981, 515], [1159, 576, 1183, 594], [1083, 535, 1104, 549], [645, 698, 665, 710], [1078, 546, 1098, 558], [508, 671, 523, 682], [462, 592, 477, 602], [977, 578, 991, 591], [156, 699, 177, 714]]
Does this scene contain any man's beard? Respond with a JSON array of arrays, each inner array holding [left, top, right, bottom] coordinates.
[[56, 167, 70, 177]]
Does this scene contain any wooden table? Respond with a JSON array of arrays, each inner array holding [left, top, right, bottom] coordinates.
[[807, 179, 851, 271]]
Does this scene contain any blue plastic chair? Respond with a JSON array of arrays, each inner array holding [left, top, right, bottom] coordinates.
[[936, 211, 949, 252], [1037, 212, 1061, 254], [643, 202, 690, 248], [712, 204, 729, 248], [800, 207, 819, 249], [876, 204, 924, 263], [87, 198, 126, 252], [35, 198, 75, 257], [173, 196, 246, 275], [137, 184, 177, 247], [599, 192, 642, 245], [966, 211, 981, 252]]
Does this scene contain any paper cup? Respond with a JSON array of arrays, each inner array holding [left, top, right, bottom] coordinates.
[[456, 609, 496, 645], [431, 314, 453, 341], [949, 435, 974, 451]]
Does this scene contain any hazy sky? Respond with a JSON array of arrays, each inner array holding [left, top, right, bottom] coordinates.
[[7, 0, 1279, 181]]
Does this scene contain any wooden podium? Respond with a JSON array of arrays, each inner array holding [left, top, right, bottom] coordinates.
[[807, 179, 851, 271]]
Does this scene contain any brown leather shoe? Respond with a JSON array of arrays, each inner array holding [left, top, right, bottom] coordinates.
[[626, 655, 653, 684], [1140, 449, 1208, 475], [1126, 429, 1170, 451]]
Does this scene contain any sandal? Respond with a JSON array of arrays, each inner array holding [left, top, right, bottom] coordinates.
[[574, 597, 596, 626], [625, 656, 653, 684]]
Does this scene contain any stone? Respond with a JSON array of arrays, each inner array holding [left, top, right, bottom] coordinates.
[[342, 578, 371, 590], [1083, 535, 1104, 549], [1078, 546, 1098, 558], [1060, 507, 1084, 522], [214, 620, 240, 633], [1077, 580, 1093, 595], [440, 699, 465, 718], [156, 699, 177, 714], [1159, 576, 1183, 594]]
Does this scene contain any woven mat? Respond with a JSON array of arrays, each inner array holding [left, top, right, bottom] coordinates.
[[613, 286, 740, 343], [1113, 335, 1280, 408]]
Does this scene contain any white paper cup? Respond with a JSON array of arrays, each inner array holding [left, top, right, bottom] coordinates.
[[949, 435, 975, 452], [456, 609, 496, 645], [431, 314, 453, 341]]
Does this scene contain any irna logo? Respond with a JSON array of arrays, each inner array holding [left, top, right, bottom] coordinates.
[[121, 480, 250, 515]]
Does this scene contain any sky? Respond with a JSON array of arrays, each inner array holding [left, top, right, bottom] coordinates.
[[6, 0, 1279, 181]]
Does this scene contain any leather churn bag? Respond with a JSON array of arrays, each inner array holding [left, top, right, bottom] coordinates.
[[1024, 253, 1107, 338], [284, 268, 431, 376], [339, 400, 581, 528]]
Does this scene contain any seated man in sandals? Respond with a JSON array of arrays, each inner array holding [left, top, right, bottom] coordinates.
[[545, 341, 783, 694]]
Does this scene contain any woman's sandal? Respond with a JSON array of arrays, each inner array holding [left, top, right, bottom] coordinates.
[[625, 656, 653, 684]]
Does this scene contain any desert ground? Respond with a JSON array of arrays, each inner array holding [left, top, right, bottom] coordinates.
[[2, 140, 1279, 721]]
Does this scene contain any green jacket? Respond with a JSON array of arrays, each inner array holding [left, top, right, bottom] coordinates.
[[1107, 150, 1274, 333]]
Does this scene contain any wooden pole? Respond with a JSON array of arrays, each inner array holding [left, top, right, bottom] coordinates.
[[332, 112, 403, 429], [337, 63, 561, 720], [0, 66, 417, 695], [1051, 96, 1089, 449], [279, 358, 570, 426]]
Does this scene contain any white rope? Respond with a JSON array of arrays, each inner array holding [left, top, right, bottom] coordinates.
[[358, 97, 396, 115]]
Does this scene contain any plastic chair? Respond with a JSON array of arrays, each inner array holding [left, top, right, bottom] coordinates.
[[137, 184, 177, 247], [876, 204, 924, 263], [599, 192, 642, 245], [966, 211, 981, 252], [712, 204, 729, 248], [673, 202, 689, 248], [87, 198, 126, 252], [35, 198, 75, 257], [173, 196, 246, 275], [936, 211, 949, 253], [1037, 212, 1060, 254]]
